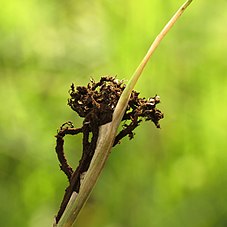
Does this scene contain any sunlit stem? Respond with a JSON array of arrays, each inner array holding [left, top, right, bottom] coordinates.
[[55, 0, 193, 226], [113, 0, 194, 123]]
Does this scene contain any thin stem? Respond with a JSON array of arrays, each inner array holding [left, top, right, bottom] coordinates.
[[113, 0, 193, 123], [55, 0, 193, 226]]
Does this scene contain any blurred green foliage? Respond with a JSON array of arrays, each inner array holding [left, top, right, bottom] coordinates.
[[0, 0, 227, 226]]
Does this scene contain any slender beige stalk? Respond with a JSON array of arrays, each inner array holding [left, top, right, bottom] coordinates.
[[114, 0, 193, 121], [55, 0, 193, 226]]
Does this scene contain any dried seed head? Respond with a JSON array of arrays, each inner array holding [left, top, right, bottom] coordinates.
[[68, 76, 163, 128]]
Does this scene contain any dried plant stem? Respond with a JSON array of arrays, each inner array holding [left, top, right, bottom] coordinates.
[[115, 0, 194, 115], [55, 0, 193, 226]]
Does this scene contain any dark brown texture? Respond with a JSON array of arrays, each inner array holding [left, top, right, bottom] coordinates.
[[55, 76, 164, 223]]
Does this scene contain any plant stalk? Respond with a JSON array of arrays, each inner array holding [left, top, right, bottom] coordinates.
[[55, 0, 193, 226]]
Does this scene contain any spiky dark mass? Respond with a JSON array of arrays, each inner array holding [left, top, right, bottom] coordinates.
[[68, 76, 163, 128]]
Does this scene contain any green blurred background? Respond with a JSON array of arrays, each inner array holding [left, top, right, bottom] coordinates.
[[0, 0, 227, 226]]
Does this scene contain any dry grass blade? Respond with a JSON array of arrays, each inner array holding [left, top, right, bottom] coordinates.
[[55, 0, 193, 226]]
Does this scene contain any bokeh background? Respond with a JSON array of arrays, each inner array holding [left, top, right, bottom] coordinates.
[[0, 0, 227, 226]]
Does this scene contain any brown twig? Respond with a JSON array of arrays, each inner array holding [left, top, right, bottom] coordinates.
[[55, 124, 83, 180]]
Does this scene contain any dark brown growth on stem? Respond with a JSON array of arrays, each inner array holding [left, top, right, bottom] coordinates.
[[54, 76, 163, 223]]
